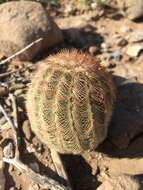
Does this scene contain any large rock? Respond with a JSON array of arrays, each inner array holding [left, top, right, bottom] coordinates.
[[104, 0, 143, 20], [0, 1, 63, 61], [117, 0, 143, 20], [97, 175, 141, 190]]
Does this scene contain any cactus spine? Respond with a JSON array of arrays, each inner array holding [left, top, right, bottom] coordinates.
[[26, 50, 116, 154]]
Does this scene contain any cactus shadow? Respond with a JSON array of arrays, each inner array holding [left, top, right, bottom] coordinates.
[[98, 75, 143, 158], [62, 25, 104, 49], [62, 154, 100, 190]]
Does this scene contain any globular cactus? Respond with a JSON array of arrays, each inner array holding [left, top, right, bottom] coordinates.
[[26, 50, 116, 154]]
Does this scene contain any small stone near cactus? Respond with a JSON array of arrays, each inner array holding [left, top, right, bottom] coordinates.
[[26, 50, 116, 154]]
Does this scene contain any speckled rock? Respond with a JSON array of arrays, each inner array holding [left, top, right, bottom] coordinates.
[[0, 1, 63, 61]]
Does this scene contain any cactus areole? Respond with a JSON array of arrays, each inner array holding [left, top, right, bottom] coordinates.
[[27, 50, 116, 154]]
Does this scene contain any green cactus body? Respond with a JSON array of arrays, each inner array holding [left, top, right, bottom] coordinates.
[[27, 50, 116, 154]]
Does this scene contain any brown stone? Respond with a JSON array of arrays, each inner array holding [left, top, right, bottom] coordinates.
[[0, 1, 63, 61]]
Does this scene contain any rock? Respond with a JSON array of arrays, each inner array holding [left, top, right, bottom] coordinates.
[[110, 51, 123, 61], [0, 1, 63, 61], [29, 162, 39, 173], [117, 38, 128, 47], [129, 30, 143, 43], [22, 120, 32, 140], [109, 62, 143, 149], [14, 89, 24, 96], [64, 2, 75, 16], [3, 142, 14, 158], [102, 0, 118, 9], [91, 2, 98, 9], [0, 122, 10, 131], [27, 145, 36, 153], [97, 175, 140, 190], [76, 0, 90, 11], [117, 0, 143, 20], [28, 183, 40, 190], [0, 86, 8, 97], [0, 161, 5, 190], [0, 117, 7, 126], [9, 187, 18, 190], [101, 42, 112, 50], [120, 26, 132, 34], [104, 0, 143, 20], [126, 44, 143, 57], [88, 46, 98, 55], [9, 83, 26, 92]]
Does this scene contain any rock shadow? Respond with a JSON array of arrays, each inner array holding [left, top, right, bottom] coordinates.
[[35, 24, 104, 60], [98, 75, 143, 158]]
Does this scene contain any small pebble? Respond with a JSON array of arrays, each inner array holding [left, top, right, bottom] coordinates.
[[109, 51, 123, 61], [101, 42, 112, 50], [117, 38, 128, 47], [27, 145, 36, 153], [91, 2, 97, 9], [36, 144, 44, 153], [126, 44, 143, 57], [3, 142, 14, 158], [9, 187, 18, 190], [89, 46, 98, 55], [8, 165, 14, 173], [17, 170, 22, 176], [0, 117, 7, 125], [129, 30, 143, 43], [120, 26, 132, 33], [9, 83, 26, 92], [22, 120, 32, 140], [0, 86, 8, 96], [29, 183, 40, 190], [14, 89, 24, 96], [29, 162, 39, 173]]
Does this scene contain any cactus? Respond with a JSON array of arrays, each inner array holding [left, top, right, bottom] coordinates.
[[26, 50, 116, 154]]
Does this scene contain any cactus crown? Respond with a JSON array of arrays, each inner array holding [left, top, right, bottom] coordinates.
[[26, 49, 116, 154]]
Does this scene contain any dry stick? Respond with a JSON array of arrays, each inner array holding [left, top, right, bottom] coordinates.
[[9, 94, 18, 129], [9, 94, 20, 160], [0, 71, 15, 79], [3, 158, 67, 190], [0, 96, 70, 190], [0, 38, 43, 65], [51, 150, 72, 189], [0, 104, 16, 135]]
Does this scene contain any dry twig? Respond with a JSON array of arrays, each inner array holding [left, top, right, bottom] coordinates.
[[9, 94, 20, 159], [3, 157, 68, 190], [0, 38, 43, 65], [51, 150, 72, 189], [0, 71, 15, 79]]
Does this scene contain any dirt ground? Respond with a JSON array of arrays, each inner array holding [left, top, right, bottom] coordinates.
[[0, 5, 143, 190]]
